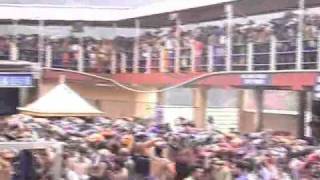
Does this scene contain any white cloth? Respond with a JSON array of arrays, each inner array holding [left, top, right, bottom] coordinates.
[[66, 170, 80, 180]]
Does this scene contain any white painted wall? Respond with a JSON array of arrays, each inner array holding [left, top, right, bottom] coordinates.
[[162, 105, 194, 128], [160, 105, 239, 132], [206, 108, 239, 133]]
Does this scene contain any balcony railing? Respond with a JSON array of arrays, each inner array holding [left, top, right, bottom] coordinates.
[[2, 36, 320, 75]]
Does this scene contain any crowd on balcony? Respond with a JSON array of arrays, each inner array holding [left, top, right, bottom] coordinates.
[[49, 37, 81, 69], [16, 34, 41, 62], [0, 36, 10, 60], [0, 114, 320, 180], [0, 12, 319, 72]]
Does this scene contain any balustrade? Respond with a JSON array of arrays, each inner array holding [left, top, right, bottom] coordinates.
[[5, 33, 320, 74], [5, 0, 320, 76]]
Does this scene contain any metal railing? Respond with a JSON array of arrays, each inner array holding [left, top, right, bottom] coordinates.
[[5, 34, 320, 75]]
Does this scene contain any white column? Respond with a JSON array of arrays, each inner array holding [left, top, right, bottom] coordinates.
[[207, 45, 214, 72], [38, 20, 45, 66], [121, 52, 127, 73], [11, 20, 18, 61], [145, 47, 152, 74], [78, 45, 84, 72], [191, 44, 196, 72], [193, 87, 208, 128], [111, 50, 117, 74], [174, 18, 181, 73], [133, 19, 140, 73], [10, 41, 18, 61], [247, 42, 254, 72], [19, 88, 29, 106], [45, 45, 52, 68], [298, 91, 307, 138], [225, 4, 233, 72], [112, 23, 118, 74], [254, 89, 264, 132], [270, 36, 277, 71], [175, 42, 181, 73], [296, 0, 305, 70], [160, 48, 166, 72]]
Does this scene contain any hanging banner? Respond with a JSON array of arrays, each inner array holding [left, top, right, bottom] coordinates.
[[241, 74, 271, 86]]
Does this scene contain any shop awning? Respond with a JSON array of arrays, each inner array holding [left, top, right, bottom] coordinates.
[[18, 83, 104, 117]]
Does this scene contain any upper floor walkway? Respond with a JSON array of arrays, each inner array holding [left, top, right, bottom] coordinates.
[[0, 0, 320, 90]]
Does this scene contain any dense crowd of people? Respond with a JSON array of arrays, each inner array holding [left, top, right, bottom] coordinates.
[[0, 114, 319, 180], [0, 12, 319, 72], [0, 36, 10, 60]]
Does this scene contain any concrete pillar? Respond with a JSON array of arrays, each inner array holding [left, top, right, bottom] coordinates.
[[78, 45, 84, 72], [10, 42, 18, 61], [238, 89, 245, 132], [19, 88, 29, 106], [155, 92, 166, 123], [311, 99, 320, 145], [296, 0, 305, 70], [270, 36, 277, 70], [254, 88, 264, 132], [120, 53, 127, 73], [160, 48, 166, 73], [190, 45, 196, 72], [174, 17, 181, 73], [45, 45, 52, 68], [157, 91, 165, 105], [134, 91, 158, 118], [38, 20, 45, 65], [133, 19, 140, 73], [225, 4, 233, 72], [193, 87, 208, 128], [298, 91, 307, 138], [111, 50, 117, 74], [19, 87, 37, 106]]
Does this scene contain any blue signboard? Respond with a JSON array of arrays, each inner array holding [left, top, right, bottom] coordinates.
[[0, 74, 33, 87], [241, 74, 271, 86]]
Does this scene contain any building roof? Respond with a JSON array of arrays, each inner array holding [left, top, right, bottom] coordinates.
[[18, 83, 104, 117], [0, 0, 318, 27], [0, 0, 234, 27]]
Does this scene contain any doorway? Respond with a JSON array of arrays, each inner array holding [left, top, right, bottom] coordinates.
[[0, 88, 19, 115]]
